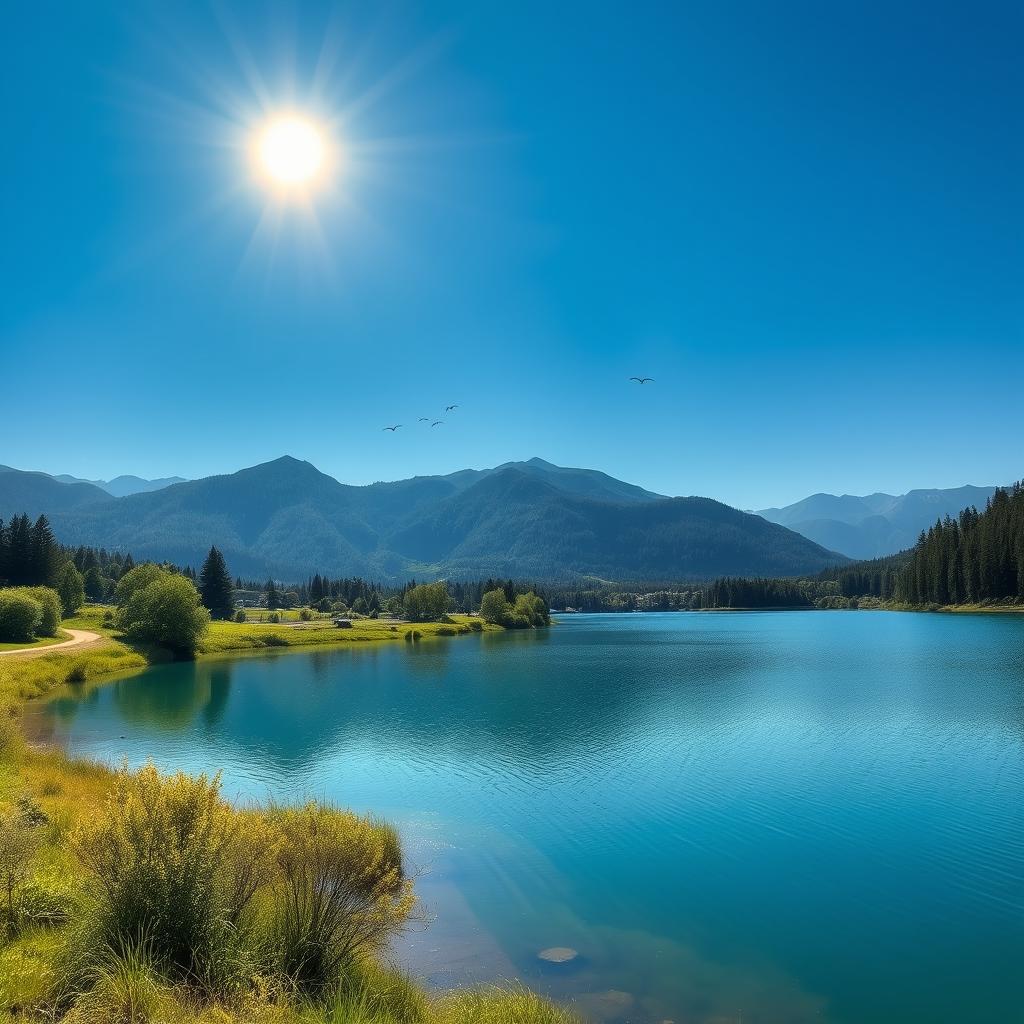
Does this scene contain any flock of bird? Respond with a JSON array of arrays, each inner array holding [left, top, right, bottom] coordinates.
[[382, 404, 459, 432], [381, 380, 652, 432]]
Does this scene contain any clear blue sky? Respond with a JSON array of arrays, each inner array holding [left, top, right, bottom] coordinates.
[[2, 1, 1021, 509]]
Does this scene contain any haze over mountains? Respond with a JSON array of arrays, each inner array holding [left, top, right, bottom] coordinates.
[[51, 473, 188, 497], [0, 458, 841, 582], [757, 485, 999, 559]]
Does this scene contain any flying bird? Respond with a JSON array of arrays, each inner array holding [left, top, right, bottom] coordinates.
[[629, 377, 654, 384], [445, 404, 459, 412], [431, 420, 444, 427], [418, 417, 430, 422], [382, 424, 403, 432]]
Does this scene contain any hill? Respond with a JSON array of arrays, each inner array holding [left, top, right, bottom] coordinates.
[[0, 457, 843, 581], [757, 484, 999, 558]]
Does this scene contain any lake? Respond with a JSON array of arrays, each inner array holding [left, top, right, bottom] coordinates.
[[32, 612, 1024, 1023]]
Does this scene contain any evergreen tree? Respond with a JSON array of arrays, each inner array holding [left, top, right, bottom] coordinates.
[[198, 546, 235, 619], [265, 578, 280, 610]]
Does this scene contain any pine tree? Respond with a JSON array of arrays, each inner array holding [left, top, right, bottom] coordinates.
[[198, 546, 235, 620], [266, 578, 280, 610]]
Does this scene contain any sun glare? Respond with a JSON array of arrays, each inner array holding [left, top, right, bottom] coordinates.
[[255, 115, 331, 190]]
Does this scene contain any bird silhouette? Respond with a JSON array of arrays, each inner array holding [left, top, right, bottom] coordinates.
[[445, 404, 459, 412], [431, 420, 444, 427], [629, 377, 654, 384], [418, 417, 430, 422], [382, 424, 402, 432]]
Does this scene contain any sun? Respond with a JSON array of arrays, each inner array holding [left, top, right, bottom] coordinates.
[[254, 115, 331, 190]]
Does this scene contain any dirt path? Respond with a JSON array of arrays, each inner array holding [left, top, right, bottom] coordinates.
[[0, 629, 105, 660]]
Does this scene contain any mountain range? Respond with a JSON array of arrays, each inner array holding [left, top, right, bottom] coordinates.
[[51, 473, 188, 497], [756, 485, 998, 559], [0, 457, 843, 582]]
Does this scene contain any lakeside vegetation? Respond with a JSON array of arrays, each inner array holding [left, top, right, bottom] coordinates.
[[0, 527, 566, 1024]]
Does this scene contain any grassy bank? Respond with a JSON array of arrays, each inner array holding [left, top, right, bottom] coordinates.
[[0, 609, 575, 1024]]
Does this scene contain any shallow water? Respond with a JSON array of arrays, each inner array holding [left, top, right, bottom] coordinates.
[[35, 612, 1024, 1023]]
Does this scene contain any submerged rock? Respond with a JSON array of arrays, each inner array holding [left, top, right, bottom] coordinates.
[[537, 946, 578, 963]]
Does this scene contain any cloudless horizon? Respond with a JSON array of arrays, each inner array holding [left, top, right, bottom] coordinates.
[[2, 1, 1021, 509]]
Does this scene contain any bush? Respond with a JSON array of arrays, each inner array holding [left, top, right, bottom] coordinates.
[[233, 609, 246, 623], [72, 764, 278, 993], [114, 564, 167, 607], [403, 629, 421, 643], [0, 592, 43, 642], [266, 803, 413, 995], [267, 611, 281, 624], [66, 662, 88, 684], [403, 583, 451, 623], [116, 575, 209, 657], [299, 607, 314, 621], [22, 587, 63, 637]]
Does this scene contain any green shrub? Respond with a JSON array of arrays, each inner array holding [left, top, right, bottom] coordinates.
[[234, 609, 247, 623], [72, 763, 278, 993], [468, 619, 483, 631], [435, 626, 456, 637], [22, 587, 63, 637], [403, 630, 421, 643], [113, 564, 167, 607], [0, 592, 43, 642], [267, 612, 281, 624], [299, 607, 314, 621], [116, 575, 209, 657], [267, 803, 413, 996]]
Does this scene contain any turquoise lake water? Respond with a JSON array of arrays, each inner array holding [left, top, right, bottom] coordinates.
[[34, 612, 1024, 1023]]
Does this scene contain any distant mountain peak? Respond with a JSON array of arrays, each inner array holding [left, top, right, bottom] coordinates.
[[758, 483, 1001, 559]]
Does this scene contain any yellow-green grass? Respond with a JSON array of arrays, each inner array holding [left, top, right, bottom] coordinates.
[[200, 614, 494, 654]]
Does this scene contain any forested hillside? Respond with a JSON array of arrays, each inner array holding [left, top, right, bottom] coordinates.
[[0, 457, 844, 582]]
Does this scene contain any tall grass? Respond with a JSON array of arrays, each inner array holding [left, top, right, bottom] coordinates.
[[72, 763, 278, 994], [433, 987, 582, 1024], [267, 803, 414, 996]]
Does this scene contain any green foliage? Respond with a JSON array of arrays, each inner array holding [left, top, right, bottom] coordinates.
[[115, 573, 210, 657], [56, 562, 86, 616], [20, 586, 63, 637], [267, 611, 281, 624], [198, 546, 235, 620], [479, 589, 511, 624], [72, 763, 278, 993], [234, 608, 247, 623], [0, 592, 43, 642], [402, 583, 451, 623], [299, 607, 314, 621], [113, 564, 166, 607], [479, 589, 548, 628], [266, 803, 413, 996]]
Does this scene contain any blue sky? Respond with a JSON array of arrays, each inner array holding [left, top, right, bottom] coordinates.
[[1, 0, 1021, 509]]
